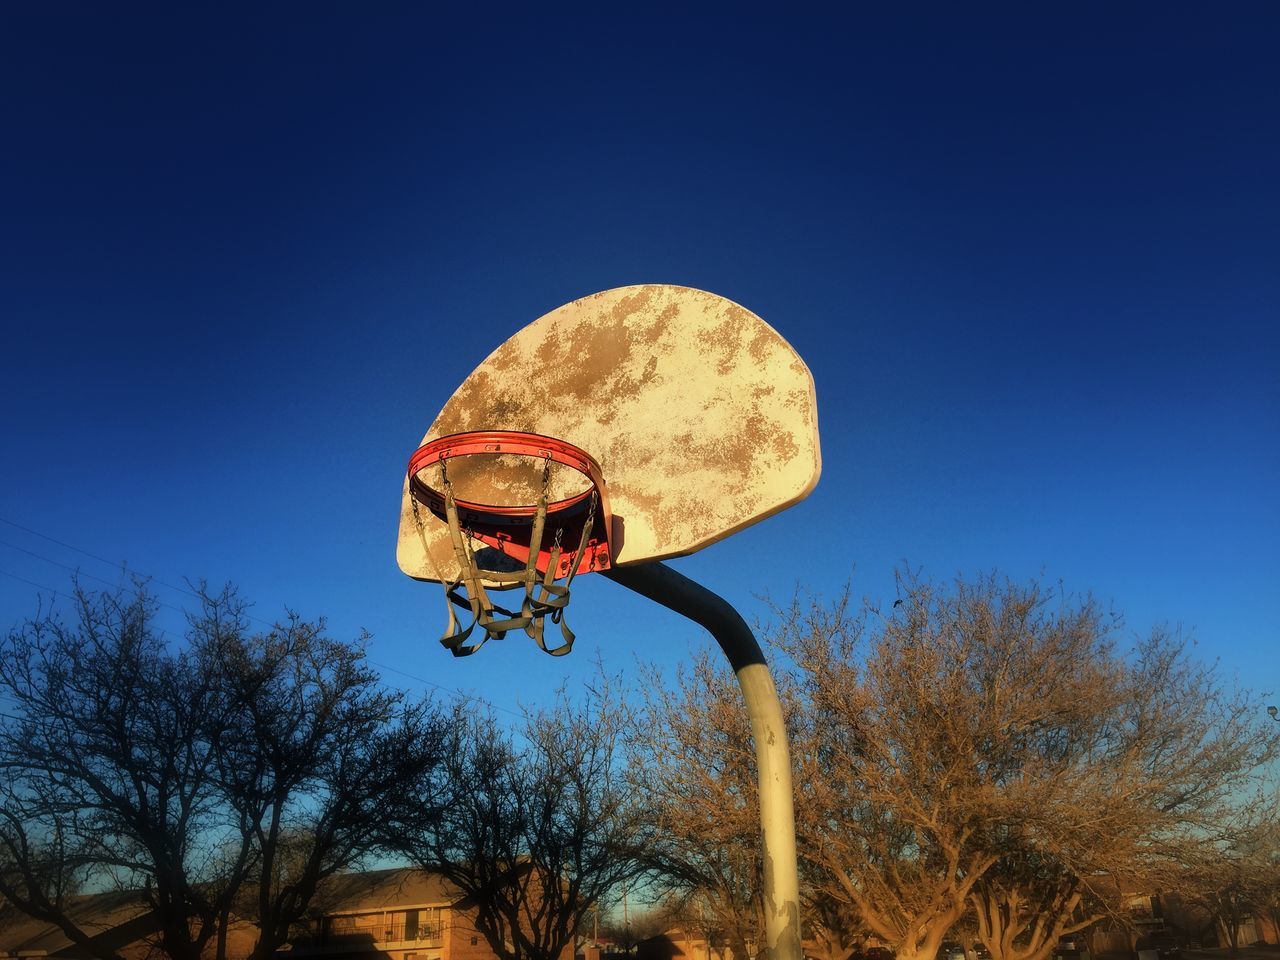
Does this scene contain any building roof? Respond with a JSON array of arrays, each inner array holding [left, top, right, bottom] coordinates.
[[0, 868, 462, 958], [305, 868, 464, 916], [0, 889, 155, 957]]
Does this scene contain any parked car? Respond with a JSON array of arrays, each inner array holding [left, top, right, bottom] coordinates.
[[971, 943, 992, 960], [936, 944, 965, 960]]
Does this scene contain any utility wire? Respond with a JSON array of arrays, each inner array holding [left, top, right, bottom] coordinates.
[[0, 516, 202, 601], [0, 567, 489, 722], [0, 520, 523, 719], [1, 539, 194, 618]]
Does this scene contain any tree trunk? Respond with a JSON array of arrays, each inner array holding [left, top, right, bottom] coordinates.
[[896, 927, 954, 960], [217, 906, 229, 960], [159, 915, 202, 960], [1219, 913, 1241, 956]]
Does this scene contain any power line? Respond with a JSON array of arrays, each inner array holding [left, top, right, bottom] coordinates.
[[0, 568, 61, 595], [0, 569, 512, 721], [2, 557, 518, 718], [0, 543, 196, 620], [0, 516, 202, 601], [0, 520, 523, 719]]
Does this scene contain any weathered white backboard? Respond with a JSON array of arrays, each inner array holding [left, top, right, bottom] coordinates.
[[397, 284, 820, 583]]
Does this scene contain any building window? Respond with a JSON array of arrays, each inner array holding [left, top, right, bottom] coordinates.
[[330, 916, 356, 936], [419, 907, 440, 940]]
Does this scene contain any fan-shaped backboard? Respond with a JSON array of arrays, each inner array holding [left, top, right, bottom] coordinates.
[[396, 284, 820, 582]]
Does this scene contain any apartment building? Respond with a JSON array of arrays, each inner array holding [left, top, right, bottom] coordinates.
[[0, 867, 578, 960], [288, 867, 578, 960]]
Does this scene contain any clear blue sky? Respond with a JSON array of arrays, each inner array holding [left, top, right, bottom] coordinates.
[[2, 4, 1276, 714]]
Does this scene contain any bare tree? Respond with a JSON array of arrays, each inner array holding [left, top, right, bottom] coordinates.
[[0, 584, 241, 960], [192, 586, 448, 960], [645, 889, 741, 960], [599, 902, 675, 955], [781, 582, 999, 960], [1151, 887, 1216, 947], [966, 623, 1279, 960], [967, 851, 1110, 960], [1178, 801, 1280, 954], [385, 682, 648, 960], [626, 652, 769, 960], [782, 573, 1280, 960], [801, 886, 864, 960], [1257, 834, 1280, 951], [0, 581, 449, 960]]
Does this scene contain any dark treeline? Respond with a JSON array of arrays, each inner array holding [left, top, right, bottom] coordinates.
[[1, 575, 1277, 960], [0, 582, 646, 960]]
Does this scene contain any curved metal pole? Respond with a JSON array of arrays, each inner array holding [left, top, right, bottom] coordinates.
[[603, 561, 802, 960]]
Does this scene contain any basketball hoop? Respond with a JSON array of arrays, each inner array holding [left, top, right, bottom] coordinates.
[[406, 431, 613, 657], [395, 287, 817, 960]]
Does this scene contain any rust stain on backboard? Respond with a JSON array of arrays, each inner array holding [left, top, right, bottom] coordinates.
[[397, 284, 821, 583]]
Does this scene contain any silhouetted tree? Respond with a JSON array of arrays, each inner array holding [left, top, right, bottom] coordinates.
[[0, 581, 447, 960], [599, 903, 674, 956], [192, 585, 448, 960], [385, 682, 648, 960], [0, 584, 238, 960]]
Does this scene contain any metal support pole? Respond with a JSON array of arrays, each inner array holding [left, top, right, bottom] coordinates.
[[604, 562, 802, 960]]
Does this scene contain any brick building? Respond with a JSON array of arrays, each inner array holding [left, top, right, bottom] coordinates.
[[0, 890, 256, 960], [288, 867, 505, 960], [0, 867, 569, 960]]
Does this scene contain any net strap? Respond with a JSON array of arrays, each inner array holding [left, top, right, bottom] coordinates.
[[433, 467, 593, 658], [526, 492, 596, 656]]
